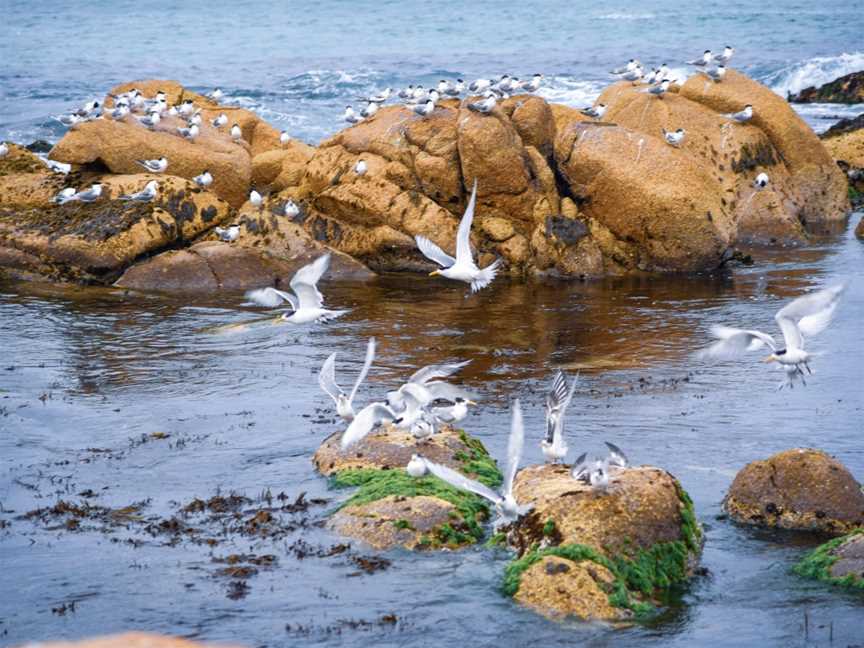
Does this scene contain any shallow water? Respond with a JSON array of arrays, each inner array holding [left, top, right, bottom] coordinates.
[[1, 218, 862, 646]]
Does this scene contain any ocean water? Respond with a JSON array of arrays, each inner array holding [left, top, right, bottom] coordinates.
[[2, 0, 864, 146]]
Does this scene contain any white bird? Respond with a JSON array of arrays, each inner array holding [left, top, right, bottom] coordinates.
[[0, 143, 7, 158], [658, 63, 671, 80], [581, 104, 607, 119], [662, 128, 686, 147], [282, 199, 300, 217], [386, 359, 471, 411], [188, 112, 203, 127], [245, 253, 349, 324], [55, 114, 87, 127], [521, 73, 544, 92], [645, 68, 660, 85], [572, 454, 612, 491], [230, 123, 242, 141], [109, 104, 130, 121], [494, 75, 515, 93], [193, 170, 213, 188], [343, 106, 363, 124], [119, 180, 158, 202], [398, 85, 415, 99], [280, 131, 291, 146], [410, 412, 437, 442], [211, 113, 228, 129], [699, 65, 726, 82], [249, 189, 262, 208], [72, 183, 103, 203], [411, 100, 436, 117], [431, 397, 476, 425], [541, 370, 575, 463], [406, 454, 429, 478], [725, 104, 753, 123], [753, 172, 769, 189], [135, 157, 168, 173], [360, 101, 379, 118], [467, 95, 496, 114], [422, 399, 532, 526], [74, 99, 100, 117], [437, 79, 452, 95], [136, 111, 161, 129], [443, 79, 465, 97], [364, 88, 392, 103], [688, 50, 713, 67], [177, 123, 199, 140], [697, 284, 845, 389], [714, 46, 735, 64], [468, 79, 492, 93], [605, 441, 629, 469], [610, 59, 640, 74], [354, 159, 367, 176], [215, 224, 240, 242], [41, 158, 71, 174], [178, 100, 196, 117], [646, 79, 671, 98], [619, 67, 644, 84], [319, 337, 377, 421], [52, 187, 77, 204], [415, 180, 502, 293], [206, 88, 224, 102], [339, 402, 400, 450]]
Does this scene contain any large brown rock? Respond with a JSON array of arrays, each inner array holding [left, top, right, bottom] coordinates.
[[789, 71, 864, 104], [0, 174, 232, 283], [251, 142, 316, 192], [724, 448, 864, 535], [0, 144, 71, 208], [20, 632, 245, 648]]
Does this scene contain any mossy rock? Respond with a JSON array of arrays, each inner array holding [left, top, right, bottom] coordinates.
[[724, 448, 864, 535], [794, 528, 864, 591], [323, 426, 503, 551], [502, 464, 702, 621]]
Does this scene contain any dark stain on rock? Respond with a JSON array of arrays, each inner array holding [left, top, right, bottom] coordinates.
[[546, 214, 589, 245]]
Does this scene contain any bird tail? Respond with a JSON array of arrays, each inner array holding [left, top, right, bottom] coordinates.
[[319, 309, 350, 323], [471, 259, 502, 293]]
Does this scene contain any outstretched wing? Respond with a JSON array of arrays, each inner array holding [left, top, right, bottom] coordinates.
[[290, 254, 330, 310], [318, 353, 344, 403], [415, 235, 455, 268], [571, 453, 589, 482], [697, 325, 776, 360], [545, 371, 569, 444], [776, 284, 844, 351], [604, 441, 629, 468], [340, 402, 395, 450], [423, 381, 477, 404], [455, 179, 478, 264], [348, 337, 376, 405], [408, 360, 471, 385], [244, 287, 299, 310], [424, 460, 502, 505], [503, 399, 524, 498]]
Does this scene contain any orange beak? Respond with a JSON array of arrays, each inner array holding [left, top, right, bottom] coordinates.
[[761, 355, 776, 363], [429, 270, 441, 277]]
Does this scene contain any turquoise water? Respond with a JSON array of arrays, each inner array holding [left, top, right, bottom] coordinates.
[[2, 0, 864, 144]]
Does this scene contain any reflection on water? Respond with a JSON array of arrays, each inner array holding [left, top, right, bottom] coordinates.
[[0, 222, 862, 647]]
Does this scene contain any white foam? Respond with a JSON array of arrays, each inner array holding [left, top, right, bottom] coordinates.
[[765, 51, 864, 97], [537, 77, 605, 108], [595, 12, 656, 20]]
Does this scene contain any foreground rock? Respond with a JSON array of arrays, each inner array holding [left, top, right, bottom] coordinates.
[[794, 529, 864, 590], [319, 424, 503, 550], [503, 464, 702, 621], [20, 633, 245, 648], [789, 71, 864, 104], [0, 174, 232, 284], [724, 448, 864, 535]]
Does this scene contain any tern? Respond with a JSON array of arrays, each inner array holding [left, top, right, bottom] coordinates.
[[581, 104, 607, 119], [714, 46, 735, 64], [179, 100, 196, 117], [193, 170, 213, 188], [467, 95, 496, 114], [280, 131, 291, 145], [688, 50, 713, 66], [211, 113, 228, 129], [411, 100, 436, 117], [245, 253, 349, 324], [415, 180, 502, 293], [249, 188, 262, 208], [136, 111, 161, 129], [230, 123, 242, 141], [214, 224, 240, 242], [646, 79, 671, 98], [52, 187, 77, 204], [753, 172, 769, 189], [406, 454, 428, 477], [611, 59, 640, 74], [541, 370, 575, 463], [344, 106, 363, 124], [135, 157, 168, 173], [662, 128, 686, 147], [699, 66, 726, 82], [386, 359, 471, 411], [698, 284, 845, 389], [282, 200, 300, 217], [72, 184, 103, 203], [177, 123, 199, 140], [354, 159, 367, 176], [0, 143, 7, 158], [431, 397, 476, 425], [468, 79, 492, 93], [339, 402, 400, 450], [119, 180, 158, 202], [319, 338, 377, 421], [725, 104, 753, 123], [360, 101, 379, 118], [398, 86, 414, 99], [206, 88, 224, 102]]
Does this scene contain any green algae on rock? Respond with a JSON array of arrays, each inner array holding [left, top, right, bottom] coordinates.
[[503, 464, 703, 621], [322, 425, 503, 550], [794, 528, 864, 591]]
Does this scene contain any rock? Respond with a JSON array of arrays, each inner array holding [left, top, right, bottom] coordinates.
[[794, 529, 864, 590], [724, 448, 864, 535], [679, 70, 849, 229], [0, 174, 232, 284], [0, 144, 70, 208], [251, 142, 316, 191], [821, 113, 864, 140], [49, 115, 252, 208], [20, 632, 245, 648], [503, 464, 702, 620], [856, 215, 864, 240], [788, 71, 864, 104], [319, 424, 503, 550], [822, 126, 864, 177]]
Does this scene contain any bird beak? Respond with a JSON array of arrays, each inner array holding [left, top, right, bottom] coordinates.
[[761, 355, 776, 363], [466, 400, 477, 406], [429, 270, 440, 277]]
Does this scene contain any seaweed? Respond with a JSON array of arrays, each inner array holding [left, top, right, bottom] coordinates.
[[793, 528, 864, 590], [456, 430, 503, 488]]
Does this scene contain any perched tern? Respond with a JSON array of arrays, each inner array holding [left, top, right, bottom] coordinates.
[[354, 159, 367, 176], [415, 180, 502, 293], [282, 199, 300, 217], [177, 123, 199, 140], [662, 128, 686, 147], [581, 104, 607, 119], [280, 131, 291, 146], [215, 224, 240, 242], [646, 79, 671, 98], [610, 59, 640, 74], [699, 66, 726, 82], [193, 170, 213, 188], [249, 189, 263, 208], [467, 95, 496, 114], [206, 88, 224, 102], [0, 143, 7, 158], [431, 397, 476, 425], [135, 157, 168, 173], [72, 183, 103, 203], [211, 113, 228, 129], [230, 123, 242, 141], [343, 106, 362, 124], [360, 101, 378, 118], [119, 180, 158, 202], [52, 187, 77, 204], [319, 337, 377, 421], [714, 46, 735, 64], [136, 111, 161, 129], [411, 100, 436, 117], [688, 50, 713, 67], [468, 79, 492, 93], [725, 104, 753, 123], [753, 172, 769, 189], [406, 454, 429, 478]]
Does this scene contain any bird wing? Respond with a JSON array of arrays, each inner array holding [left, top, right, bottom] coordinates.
[[544, 371, 569, 444], [244, 287, 299, 310], [399, 382, 432, 408], [424, 460, 502, 505], [290, 254, 330, 309], [347, 337, 376, 405], [503, 399, 524, 499], [697, 325, 776, 359], [415, 235, 455, 268], [605, 441, 629, 468], [422, 381, 478, 403], [340, 403, 395, 450], [775, 284, 844, 349], [318, 353, 345, 403], [408, 360, 471, 385], [455, 180, 478, 264], [572, 453, 589, 482]]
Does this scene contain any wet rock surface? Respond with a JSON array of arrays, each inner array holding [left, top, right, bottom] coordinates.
[[724, 448, 864, 535], [788, 70, 864, 104], [503, 464, 702, 621], [794, 529, 864, 590]]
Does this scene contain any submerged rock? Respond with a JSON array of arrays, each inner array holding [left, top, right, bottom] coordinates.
[[788, 71, 864, 104], [794, 529, 864, 590], [318, 425, 503, 550], [724, 448, 864, 535], [502, 464, 702, 621]]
